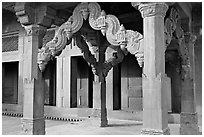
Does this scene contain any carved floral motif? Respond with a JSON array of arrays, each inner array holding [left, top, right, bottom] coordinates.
[[133, 2, 168, 18], [164, 7, 180, 50]]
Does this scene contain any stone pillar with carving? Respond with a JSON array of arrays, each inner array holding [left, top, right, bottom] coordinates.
[[179, 33, 199, 135], [132, 2, 170, 134], [21, 25, 47, 135], [14, 2, 54, 135]]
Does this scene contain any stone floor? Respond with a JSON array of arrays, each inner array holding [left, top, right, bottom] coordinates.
[[1, 116, 201, 135]]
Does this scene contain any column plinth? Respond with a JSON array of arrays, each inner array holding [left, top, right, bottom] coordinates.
[[180, 112, 199, 135], [141, 127, 170, 135], [21, 117, 45, 135]]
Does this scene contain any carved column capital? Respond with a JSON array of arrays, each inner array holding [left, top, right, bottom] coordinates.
[[24, 25, 47, 37], [132, 2, 168, 18]]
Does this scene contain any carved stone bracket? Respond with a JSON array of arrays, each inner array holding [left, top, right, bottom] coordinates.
[[75, 32, 124, 77], [37, 2, 144, 72], [75, 33, 99, 75], [164, 7, 180, 50], [103, 45, 124, 77], [15, 2, 56, 28]]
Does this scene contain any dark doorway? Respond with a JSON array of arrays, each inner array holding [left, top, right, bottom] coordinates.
[[121, 54, 143, 111], [113, 63, 121, 110], [165, 50, 181, 113], [43, 59, 56, 106], [71, 56, 93, 108], [2, 61, 18, 104]]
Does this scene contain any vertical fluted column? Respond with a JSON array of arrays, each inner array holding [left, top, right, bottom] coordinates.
[[21, 25, 46, 135], [132, 2, 170, 135]]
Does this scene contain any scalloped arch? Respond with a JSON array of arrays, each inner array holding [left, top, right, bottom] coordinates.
[[37, 2, 144, 71]]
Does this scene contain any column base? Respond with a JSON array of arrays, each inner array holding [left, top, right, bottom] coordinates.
[[101, 119, 108, 127], [180, 112, 199, 135], [101, 108, 108, 127], [91, 109, 101, 118], [142, 73, 170, 134], [90, 109, 108, 127], [21, 117, 45, 135], [141, 128, 170, 135]]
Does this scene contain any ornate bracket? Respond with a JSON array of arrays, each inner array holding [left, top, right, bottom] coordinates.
[[15, 3, 55, 28], [37, 2, 144, 72], [164, 7, 180, 50], [75, 32, 124, 77]]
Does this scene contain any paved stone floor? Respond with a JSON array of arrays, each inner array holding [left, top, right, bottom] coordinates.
[[1, 116, 201, 135]]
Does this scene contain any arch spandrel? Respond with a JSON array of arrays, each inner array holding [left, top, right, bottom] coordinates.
[[37, 2, 144, 72]]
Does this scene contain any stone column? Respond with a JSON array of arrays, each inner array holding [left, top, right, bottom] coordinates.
[[99, 45, 108, 127], [93, 76, 101, 109], [56, 56, 63, 107], [21, 25, 46, 135], [63, 56, 71, 108], [133, 3, 170, 134], [106, 69, 113, 110], [91, 34, 108, 127], [180, 33, 199, 135], [18, 31, 25, 106], [93, 51, 101, 110]]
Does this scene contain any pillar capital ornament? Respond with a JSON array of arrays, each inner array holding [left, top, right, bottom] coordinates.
[[24, 25, 47, 37], [132, 2, 168, 18]]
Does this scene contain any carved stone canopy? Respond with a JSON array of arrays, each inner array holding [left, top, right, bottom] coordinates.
[[37, 2, 144, 72]]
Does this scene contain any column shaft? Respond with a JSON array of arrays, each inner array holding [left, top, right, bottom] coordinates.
[[135, 3, 170, 135], [99, 39, 108, 127], [180, 33, 199, 135], [21, 25, 46, 135]]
